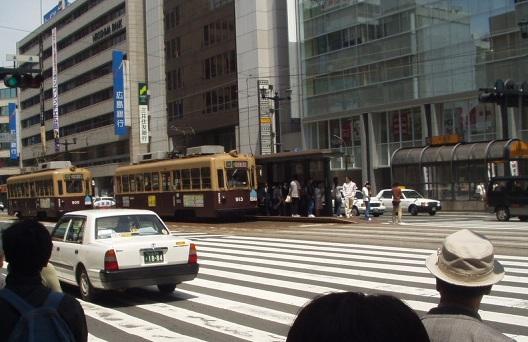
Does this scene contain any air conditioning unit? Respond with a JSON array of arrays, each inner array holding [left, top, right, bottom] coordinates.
[[186, 145, 224, 156], [38, 161, 72, 170], [139, 151, 168, 162]]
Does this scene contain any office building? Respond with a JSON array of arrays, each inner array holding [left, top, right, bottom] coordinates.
[[295, 0, 528, 209], [0, 85, 20, 202]]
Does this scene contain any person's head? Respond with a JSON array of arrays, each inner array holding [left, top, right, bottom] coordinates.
[[292, 175, 298, 181], [365, 182, 370, 188], [345, 176, 351, 183], [426, 229, 504, 307], [2, 220, 52, 276], [392, 182, 399, 188], [286, 292, 429, 342]]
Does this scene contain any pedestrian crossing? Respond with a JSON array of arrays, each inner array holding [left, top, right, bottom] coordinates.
[[2, 233, 528, 342]]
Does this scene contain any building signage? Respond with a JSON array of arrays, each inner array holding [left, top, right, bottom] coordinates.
[[43, 0, 69, 23], [258, 80, 273, 155], [112, 50, 128, 136], [139, 82, 149, 144], [52, 27, 60, 152], [8, 103, 18, 160], [93, 19, 123, 43]]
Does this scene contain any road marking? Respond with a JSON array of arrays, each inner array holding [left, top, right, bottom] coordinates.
[[80, 300, 205, 342], [88, 334, 107, 342]]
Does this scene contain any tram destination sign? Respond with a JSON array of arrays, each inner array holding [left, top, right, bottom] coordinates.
[[64, 174, 84, 180], [225, 161, 248, 168]]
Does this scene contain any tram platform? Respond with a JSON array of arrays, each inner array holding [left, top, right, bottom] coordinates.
[[251, 215, 357, 224]]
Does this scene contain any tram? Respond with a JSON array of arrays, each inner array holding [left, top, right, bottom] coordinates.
[[7, 161, 93, 219], [114, 147, 258, 218]]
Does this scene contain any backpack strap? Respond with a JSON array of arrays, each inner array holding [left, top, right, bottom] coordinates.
[[0, 288, 34, 315], [42, 291, 64, 310]]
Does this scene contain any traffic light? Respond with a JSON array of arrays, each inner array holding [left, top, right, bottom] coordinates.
[[0, 67, 42, 89], [478, 92, 498, 103]]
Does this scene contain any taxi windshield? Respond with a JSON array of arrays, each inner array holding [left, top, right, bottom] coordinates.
[[95, 214, 169, 239], [403, 190, 423, 199]]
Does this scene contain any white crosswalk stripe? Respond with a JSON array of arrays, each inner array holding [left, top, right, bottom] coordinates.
[[2, 232, 528, 341]]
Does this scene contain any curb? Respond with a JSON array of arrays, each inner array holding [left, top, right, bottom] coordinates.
[[251, 215, 358, 224]]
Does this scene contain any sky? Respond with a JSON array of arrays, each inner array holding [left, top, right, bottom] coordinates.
[[0, 0, 71, 68]]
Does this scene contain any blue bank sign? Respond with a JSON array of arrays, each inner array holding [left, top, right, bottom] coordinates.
[[8, 103, 18, 160], [44, 0, 70, 23], [112, 50, 128, 136]]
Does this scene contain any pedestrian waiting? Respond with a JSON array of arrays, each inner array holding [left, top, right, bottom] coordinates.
[[392, 182, 403, 224], [342, 176, 357, 218], [362, 181, 372, 221], [421, 229, 513, 342], [287, 291, 430, 342], [0, 220, 88, 342]]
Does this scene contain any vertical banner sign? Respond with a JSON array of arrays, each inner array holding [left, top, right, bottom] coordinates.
[[8, 103, 18, 160], [258, 80, 272, 155], [112, 51, 128, 135], [52, 27, 60, 152], [138, 83, 149, 144]]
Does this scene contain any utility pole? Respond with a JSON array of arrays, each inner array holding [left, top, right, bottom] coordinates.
[[260, 88, 292, 153], [58, 138, 77, 161]]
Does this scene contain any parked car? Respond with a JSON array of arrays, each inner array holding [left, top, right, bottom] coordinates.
[[93, 197, 116, 209], [486, 176, 528, 222], [376, 188, 441, 215], [49, 209, 199, 301]]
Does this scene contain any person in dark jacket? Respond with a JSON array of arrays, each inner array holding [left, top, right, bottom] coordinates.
[[0, 220, 88, 342]]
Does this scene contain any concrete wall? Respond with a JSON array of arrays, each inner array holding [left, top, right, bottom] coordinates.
[[235, 0, 294, 155]]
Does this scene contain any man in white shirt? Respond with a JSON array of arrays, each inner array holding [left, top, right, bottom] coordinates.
[[289, 175, 301, 217], [342, 176, 357, 218]]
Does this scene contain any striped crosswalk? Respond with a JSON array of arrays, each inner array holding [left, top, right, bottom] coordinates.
[[2, 232, 528, 342]]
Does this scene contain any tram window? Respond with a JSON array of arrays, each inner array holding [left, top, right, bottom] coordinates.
[[144, 173, 152, 191], [191, 168, 200, 189], [136, 174, 144, 192], [30, 182, 36, 197], [201, 168, 211, 189], [217, 169, 225, 189], [130, 176, 136, 192], [152, 173, 160, 191], [58, 181, 64, 195], [227, 168, 249, 188], [182, 169, 191, 190], [172, 170, 181, 190], [122, 175, 129, 192], [66, 179, 83, 193], [24, 183, 29, 197], [161, 172, 170, 191]]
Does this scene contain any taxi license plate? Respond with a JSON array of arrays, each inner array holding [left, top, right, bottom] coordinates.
[[144, 251, 164, 264]]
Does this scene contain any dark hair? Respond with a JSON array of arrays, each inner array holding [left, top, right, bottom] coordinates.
[[2, 220, 52, 275], [392, 182, 400, 187], [287, 292, 429, 342], [436, 278, 492, 298]]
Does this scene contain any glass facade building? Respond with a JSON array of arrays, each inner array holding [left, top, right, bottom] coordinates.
[[298, 0, 528, 207]]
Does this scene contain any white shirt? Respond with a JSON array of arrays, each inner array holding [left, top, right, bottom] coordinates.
[[289, 180, 300, 198], [362, 186, 370, 201], [342, 181, 357, 198]]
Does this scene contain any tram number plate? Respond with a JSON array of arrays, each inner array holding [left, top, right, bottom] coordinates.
[[144, 251, 164, 264], [235, 197, 244, 202]]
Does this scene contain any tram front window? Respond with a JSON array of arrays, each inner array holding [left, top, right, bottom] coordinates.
[[66, 179, 83, 193], [227, 168, 249, 189]]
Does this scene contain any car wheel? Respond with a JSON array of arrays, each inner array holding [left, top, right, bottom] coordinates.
[[429, 210, 436, 216], [409, 205, 418, 216], [496, 207, 510, 222], [352, 207, 360, 216], [157, 283, 177, 294], [519, 216, 528, 222], [78, 266, 98, 302]]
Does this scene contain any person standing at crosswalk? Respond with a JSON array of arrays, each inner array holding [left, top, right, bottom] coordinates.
[[422, 229, 513, 342], [362, 182, 372, 221], [342, 176, 357, 218], [391, 182, 403, 224]]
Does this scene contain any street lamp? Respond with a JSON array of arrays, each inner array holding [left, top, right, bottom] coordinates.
[[332, 134, 350, 172], [260, 87, 292, 153]]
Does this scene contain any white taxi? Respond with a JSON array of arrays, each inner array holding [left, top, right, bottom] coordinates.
[[376, 188, 441, 216], [49, 209, 199, 301]]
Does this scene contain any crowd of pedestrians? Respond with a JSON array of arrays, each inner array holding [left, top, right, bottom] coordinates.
[[259, 174, 375, 219]]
